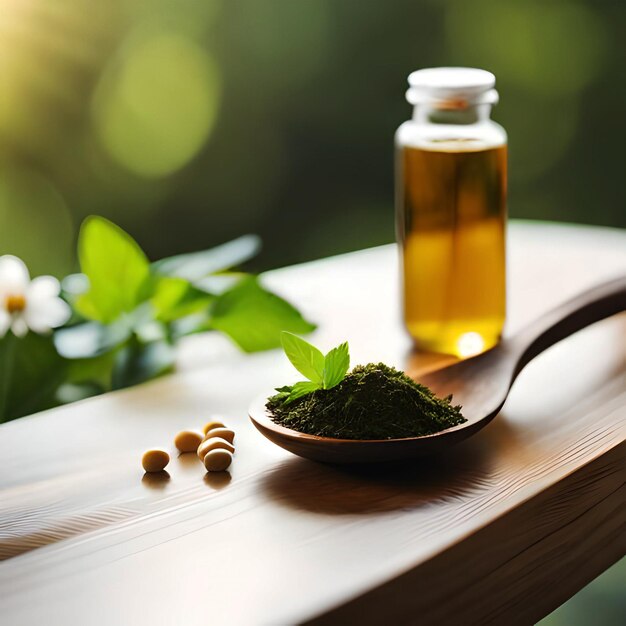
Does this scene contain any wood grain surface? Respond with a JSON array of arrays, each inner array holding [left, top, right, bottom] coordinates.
[[0, 221, 624, 625]]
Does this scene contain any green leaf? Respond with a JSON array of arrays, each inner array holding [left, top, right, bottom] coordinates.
[[151, 276, 189, 314], [151, 276, 213, 322], [323, 342, 350, 389], [285, 381, 320, 404], [0, 333, 68, 423], [66, 351, 118, 389], [208, 276, 315, 352], [56, 381, 105, 404], [54, 320, 132, 359], [152, 235, 261, 282], [281, 331, 325, 384], [77, 216, 151, 323], [193, 273, 244, 295], [111, 339, 175, 390]]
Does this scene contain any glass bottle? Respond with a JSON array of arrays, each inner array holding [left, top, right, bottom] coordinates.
[[395, 67, 507, 357]]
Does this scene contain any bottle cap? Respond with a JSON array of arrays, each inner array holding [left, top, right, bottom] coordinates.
[[407, 67, 498, 108]]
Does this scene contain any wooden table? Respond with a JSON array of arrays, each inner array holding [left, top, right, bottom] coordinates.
[[0, 221, 624, 625]]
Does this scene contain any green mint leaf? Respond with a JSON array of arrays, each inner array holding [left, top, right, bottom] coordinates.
[[274, 385, 292, 393], [152, 235, 261, 282], [77, 216, 151, 323], [273, 385, 292, 400], [322, 341, 350, 389], [281, 331, 325, 384], [208, 277, 315, 352], [285, 381, 320, 404]]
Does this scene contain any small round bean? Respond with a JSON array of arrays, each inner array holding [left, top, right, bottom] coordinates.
[[142, 449, 170, 473], [203, 427, 235, 444], [197, 437, 235, 461], [202, 419, 226, 435], [204, 449, 233, 472], [174, 429, 204, 453]]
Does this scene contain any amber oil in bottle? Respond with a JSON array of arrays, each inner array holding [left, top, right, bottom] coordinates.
[[396, 68, 507, 357]]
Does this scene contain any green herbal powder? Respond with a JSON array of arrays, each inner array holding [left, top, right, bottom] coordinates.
[[266, 363, 466, 440]]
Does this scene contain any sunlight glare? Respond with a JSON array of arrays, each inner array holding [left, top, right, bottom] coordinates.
[[457, 332, 485, 358]]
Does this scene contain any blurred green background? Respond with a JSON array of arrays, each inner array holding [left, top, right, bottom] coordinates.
[[0, 1, 623, 620], [0, 0, 623, 280]]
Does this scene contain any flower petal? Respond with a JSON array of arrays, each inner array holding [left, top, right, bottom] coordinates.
[[24, 296, 71, 334], [0, 256, 30, 296], [26, 275, 61, 301], [0, 310, 10, 337], [10, 316, 28, 337]]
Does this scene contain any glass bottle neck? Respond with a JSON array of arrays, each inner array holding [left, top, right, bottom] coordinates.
[[412, 103, 493, 125]]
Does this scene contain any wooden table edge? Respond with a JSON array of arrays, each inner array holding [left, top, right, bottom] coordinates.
[[305, 439, 626, 625]]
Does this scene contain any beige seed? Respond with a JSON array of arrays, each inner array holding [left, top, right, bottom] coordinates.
[[197, 437, 235, 461], [202, 419, 226, 435], [174, 429, 204, 453], [204, 449, 233, 472], [142, 449, 170, 473], [203, 427, 235, 444]]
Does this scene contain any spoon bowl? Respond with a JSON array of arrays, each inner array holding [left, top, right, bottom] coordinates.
[[250, 276, 626, 463], [249, 396, 476, 464]]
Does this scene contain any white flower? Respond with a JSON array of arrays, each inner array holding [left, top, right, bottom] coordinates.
[[0, 255, 71, 338]]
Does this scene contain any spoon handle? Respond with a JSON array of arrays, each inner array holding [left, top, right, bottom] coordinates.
[[509, 275, 626, 379]]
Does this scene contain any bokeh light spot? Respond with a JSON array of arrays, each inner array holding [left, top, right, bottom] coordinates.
[[445, 0, 607, 97], [92, 31, 220, 178], [0, 168, 73, 277]]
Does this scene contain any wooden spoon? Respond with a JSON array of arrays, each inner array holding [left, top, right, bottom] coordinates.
[[249, 276, 626, 463]]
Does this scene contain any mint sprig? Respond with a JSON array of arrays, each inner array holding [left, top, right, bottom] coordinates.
[[280, 331, 325, 384], [279, 332, 350, 403], [322, 342, 350, 389]]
